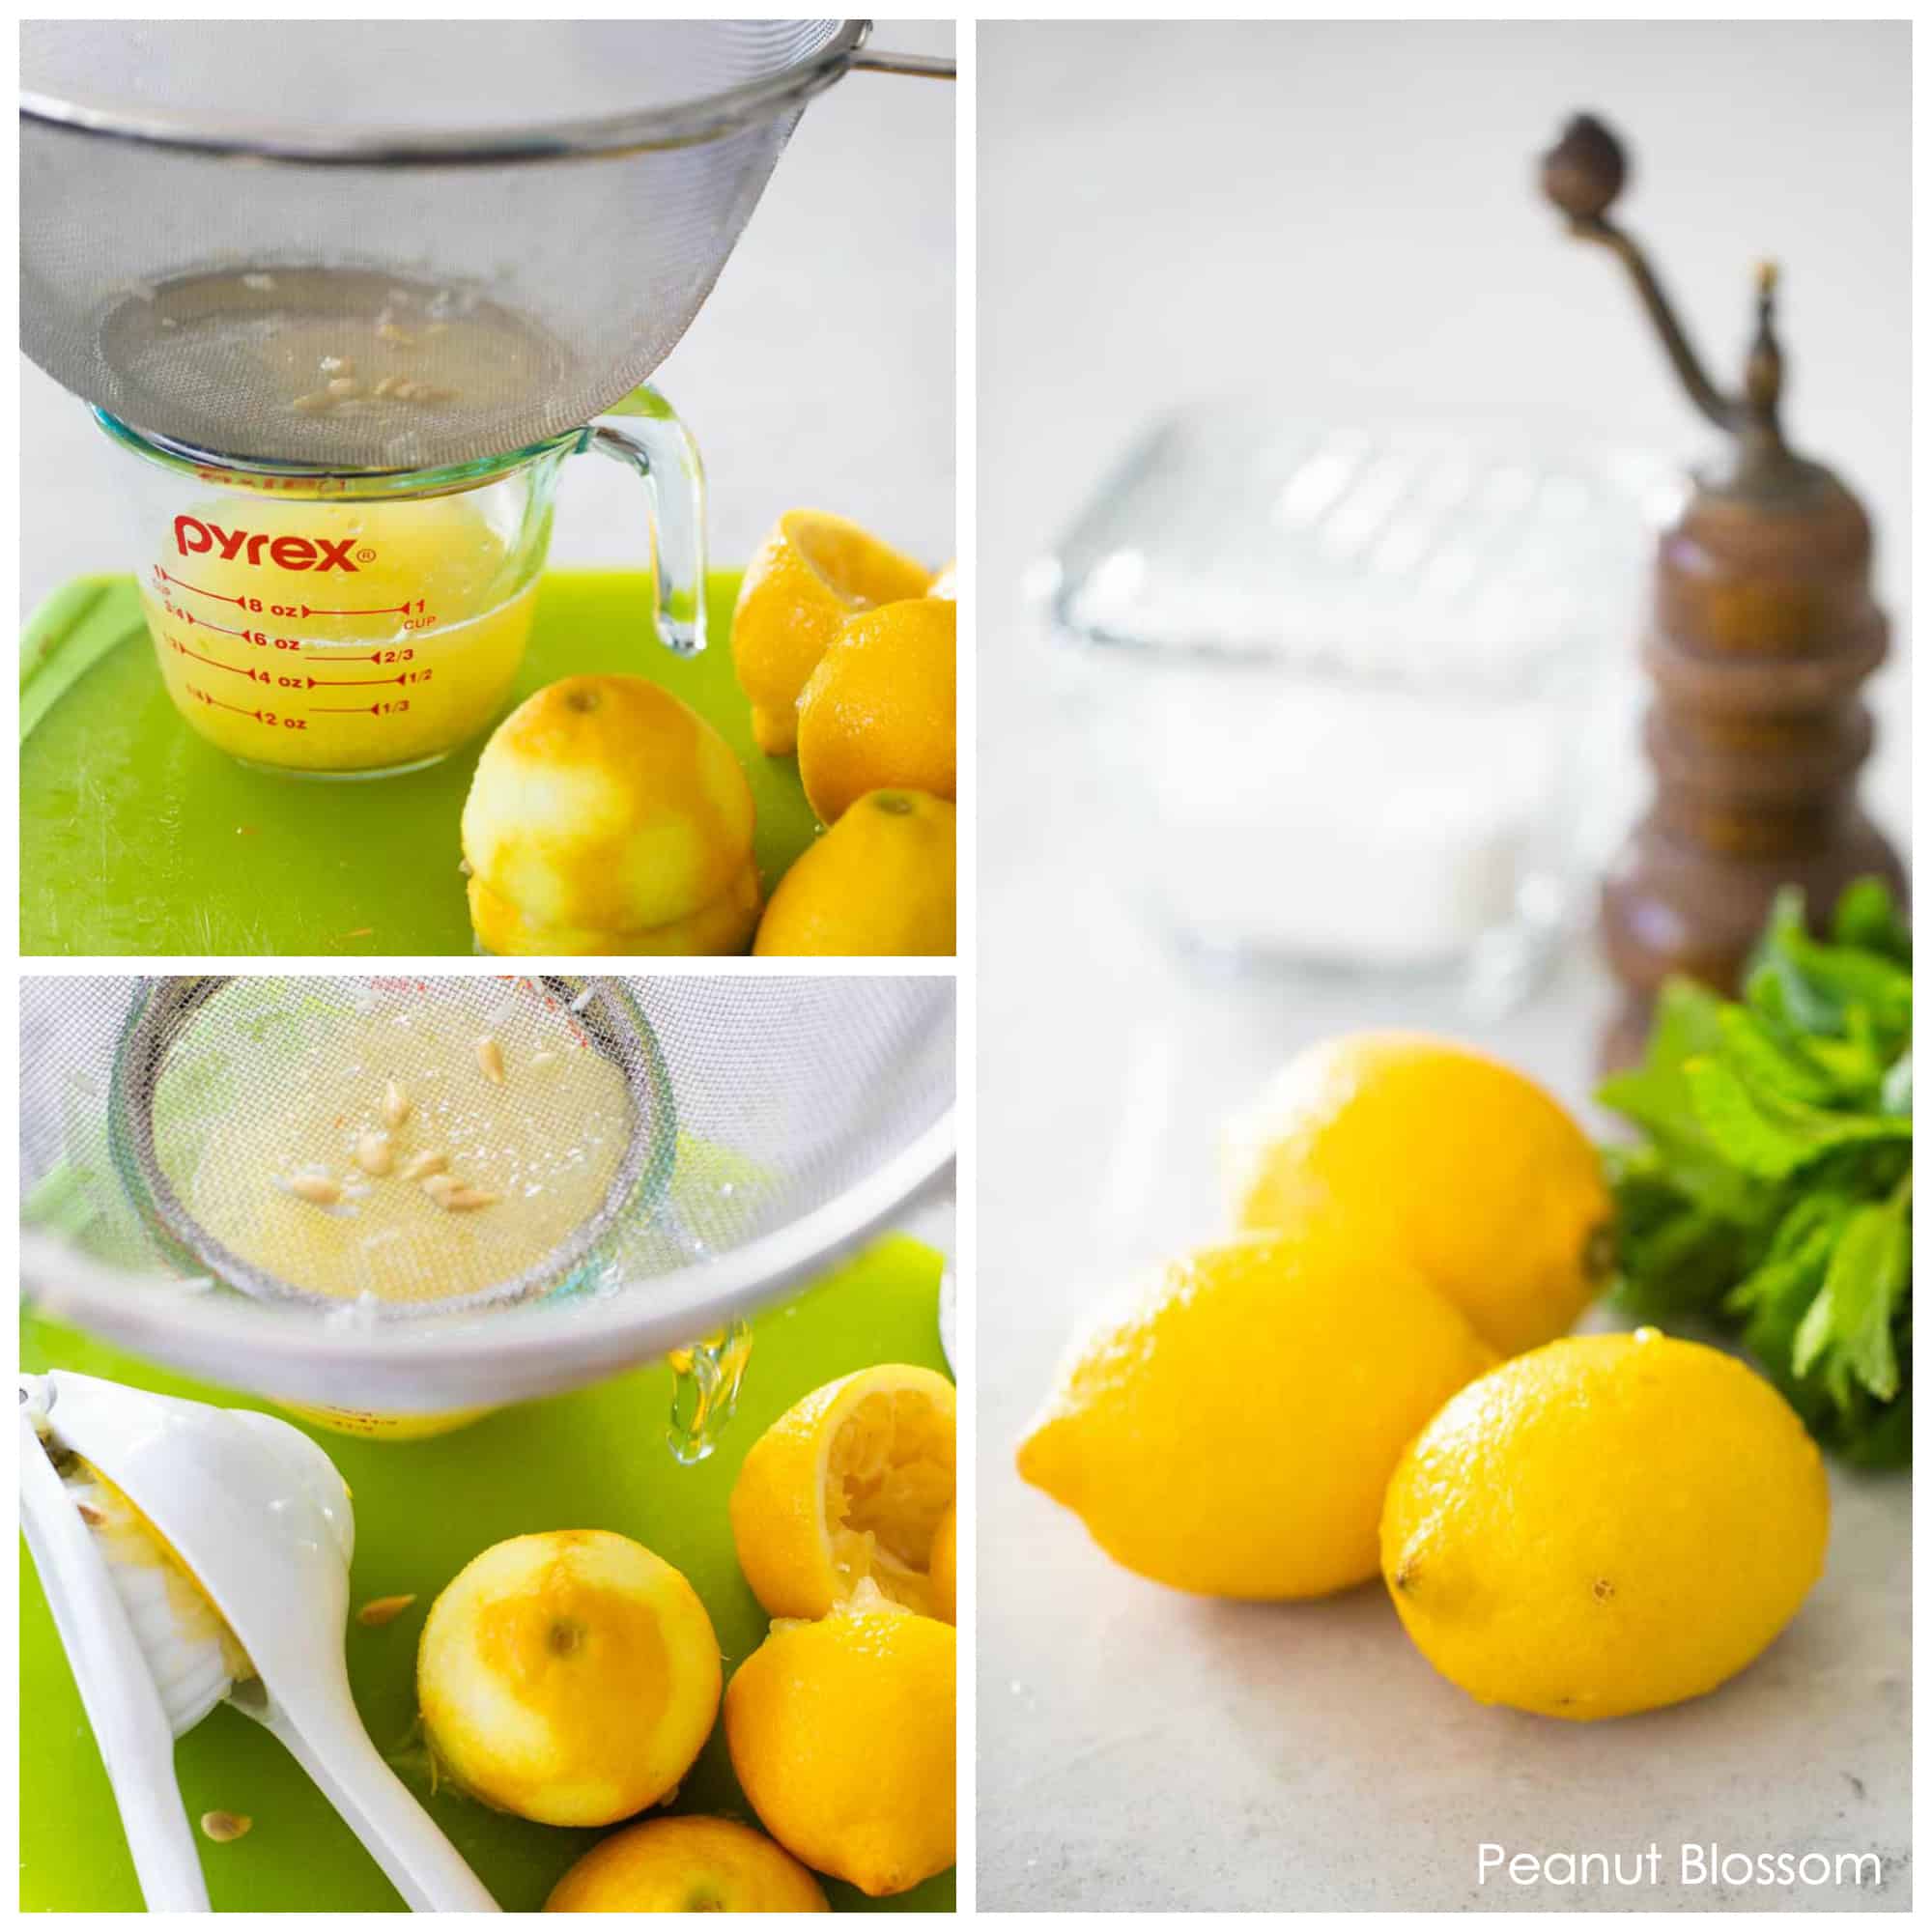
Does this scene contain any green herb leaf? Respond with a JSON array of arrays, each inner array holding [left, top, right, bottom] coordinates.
[[1687, 1053, 1910, 1179], [1600, 878, 1911, 1464], [1793, 1189, 1908, 1402], [1881, 1051, 1913, 1118], [1716, 1004, 1840, 1107], [1834, 875, 1913, 963]]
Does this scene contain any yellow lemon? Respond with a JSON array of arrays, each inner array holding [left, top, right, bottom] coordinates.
[[724, 1593, 955, 1897], [732, 511, 932, 755], [1382, 1330, 1830, 1720], [417, 1529, 722, 1827], [753, 790, 955, 956], [462, 675, 760, 955], [928, 1504, 957, 1625], [796, 599, 955, 828], [544, 1815, 829, 1913], [468, 867, 761, 957], [729, 1364, 955, 1622], [1017, 1230, 1495, 1599], [1224, 1032, 1612, 1357]]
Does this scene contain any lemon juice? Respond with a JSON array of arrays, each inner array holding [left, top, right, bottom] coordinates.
[[141, 489, 542, 775], [101, 266, 579, 469], [177, 992, 631, 1305]]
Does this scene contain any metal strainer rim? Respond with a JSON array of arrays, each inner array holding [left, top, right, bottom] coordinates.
[[19, 19, 870, 167], [93, 407, 586, 496], [20, 1112, 955, 1412]]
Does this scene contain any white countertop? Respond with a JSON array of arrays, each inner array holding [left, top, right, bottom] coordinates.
[[18, 19, 954, 613], [977, 899, 1910, 1912], [977, 21, 1910, 1912]]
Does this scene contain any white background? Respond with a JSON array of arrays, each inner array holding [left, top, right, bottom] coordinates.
[[978, 20, 1911, 1913], [17, 18, 955, 608]]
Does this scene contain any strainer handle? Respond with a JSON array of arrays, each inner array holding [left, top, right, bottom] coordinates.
[[848, 48, 956, 79], [585, 387, 708, 658]]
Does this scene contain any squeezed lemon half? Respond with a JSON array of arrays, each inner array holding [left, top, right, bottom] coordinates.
[[730, 510, 933, 756], [729, 1364, 956, 1622]]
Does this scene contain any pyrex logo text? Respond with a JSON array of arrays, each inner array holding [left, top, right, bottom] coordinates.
[[173, 517, 361, 573]]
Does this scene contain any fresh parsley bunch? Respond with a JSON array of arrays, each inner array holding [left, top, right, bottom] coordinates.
[[1599, 878, 1912, 1466]]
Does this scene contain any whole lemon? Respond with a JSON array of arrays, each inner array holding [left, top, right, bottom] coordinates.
[[753, 790, 955, 956], [417, 1529, 722, 1827], [729, 1364, 955, 1624], [545, 1815, 829, 1913], [1016, 1230, 1495, 1599], [1224, 1032, 1612, 1357], [1381, 1330, 1830, 1720], [462, 675, 760, 955], [796, 600, 955, 827], [724, 1595, 955, 1897], [732, 511, 932, 755]]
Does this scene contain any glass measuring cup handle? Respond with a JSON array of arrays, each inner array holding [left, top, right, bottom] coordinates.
[[584, 386, 708, 657]]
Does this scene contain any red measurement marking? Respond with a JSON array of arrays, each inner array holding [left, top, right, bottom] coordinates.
[[153, 567, 245, 607], [197, 618, 258, 641], [153, 570, 413, 623], [303, 670, 417, 688], [167, 638, 268, 682], [309, 702, 390, 716], [188, 688, 266, 721]]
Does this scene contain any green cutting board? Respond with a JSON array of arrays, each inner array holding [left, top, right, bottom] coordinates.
[[20, 569, 819, 956], [19, 1236, 955, 1914]]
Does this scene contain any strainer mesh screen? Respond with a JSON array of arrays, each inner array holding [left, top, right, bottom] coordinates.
[[21, 976, 953, 1334], [21, 21, 854, 468]]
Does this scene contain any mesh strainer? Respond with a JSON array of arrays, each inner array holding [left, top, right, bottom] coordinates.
[[21, 976, 954, 1413], [20, 20, 952, 469]]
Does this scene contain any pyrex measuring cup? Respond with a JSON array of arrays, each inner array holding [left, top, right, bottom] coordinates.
[[99, 390, 704, 779]]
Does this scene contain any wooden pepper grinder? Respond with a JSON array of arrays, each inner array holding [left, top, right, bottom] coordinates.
[[1539, 113, 1906, 1063]]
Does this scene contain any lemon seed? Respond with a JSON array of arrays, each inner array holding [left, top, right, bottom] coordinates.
[[440, 1185, 501, 1212], [355, 1593, 418, 1628], [402, 1149, 449, 1181], [326, 377, 361, 399], [383, 1079, 412, 1129], [200, 1811, 252, 1843], [286, 1172, 342, 1206], [476, 1037, 506, 1084], [75, 1500, 106, 1526], [355, 1131, 393, 1178], [377, 321, 418, 347], [290, 392, 334, 414]]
